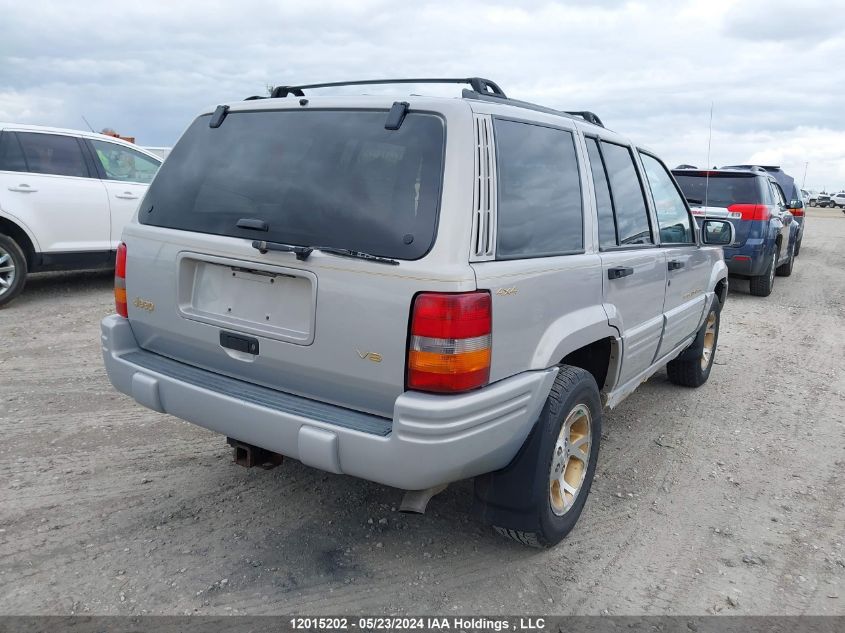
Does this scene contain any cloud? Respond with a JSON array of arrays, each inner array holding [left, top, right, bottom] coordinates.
[[721, 0, 839, 43], [0, 0, 843, 188]]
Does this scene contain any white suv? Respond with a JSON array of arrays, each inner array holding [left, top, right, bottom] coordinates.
[[0, 124, 162, 307], [830, 192, 845, 209]]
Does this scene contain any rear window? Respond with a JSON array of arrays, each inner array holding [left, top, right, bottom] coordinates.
[[673, 172, 762, 208], [140, 109, 445, 260]]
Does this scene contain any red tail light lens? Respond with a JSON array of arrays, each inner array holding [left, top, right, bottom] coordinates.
[[788, 207, 804, 217], [407, 292, 492, 393], [727, 204, 770, 221], [115, 242, 128, 317]]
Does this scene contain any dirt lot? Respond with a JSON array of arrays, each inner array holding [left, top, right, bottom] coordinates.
[[1, 208, 843, 616]]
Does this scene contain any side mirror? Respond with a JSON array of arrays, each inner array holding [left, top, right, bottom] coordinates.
[[701, 219, 734, 246], [789, 199, 804, 209]]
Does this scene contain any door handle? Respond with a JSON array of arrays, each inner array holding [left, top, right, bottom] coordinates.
[[8, 184, 37, 193], [668, 260, 685, 271], [608, 266, 634, 279], [115, 192, 139, 199]]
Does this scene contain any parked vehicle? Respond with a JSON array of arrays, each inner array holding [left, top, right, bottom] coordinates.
[[722, 165, 805, 255], [801, 189, 810, 208], [101, 77, 733, 547], [673, 166, 798, 296], [141, 147, 172, 161], [0, 124, 162, 307], [815, 194, 833, 207], [830, 192, 845, 209]]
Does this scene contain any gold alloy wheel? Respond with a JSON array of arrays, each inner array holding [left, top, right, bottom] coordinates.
[[700, 310, 717, 371], [549, 404, 592, 516]]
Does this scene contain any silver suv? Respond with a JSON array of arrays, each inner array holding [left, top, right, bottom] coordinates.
[[101, 78, 732, 547]]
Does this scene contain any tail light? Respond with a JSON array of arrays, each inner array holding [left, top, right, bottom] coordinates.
[[727, 204, 770, 221], [115, 242, 128, 317], [788, 207, 804, 217], [407, 291, 491, 393]]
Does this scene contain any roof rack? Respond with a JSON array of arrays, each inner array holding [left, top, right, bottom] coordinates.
[[462, 90, 604, 128], [246, 77, 605, 128], [264, 77, 507, 99]]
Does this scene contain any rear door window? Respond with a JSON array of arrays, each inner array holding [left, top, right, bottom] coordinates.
[[140, 109, 445, 260], [585, 138, 617, 249], [599, 141, 652, 245], [15, 132, 90, 178], [494, 119, 583, 259]]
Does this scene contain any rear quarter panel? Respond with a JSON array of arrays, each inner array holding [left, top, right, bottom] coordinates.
[[472, 254, 612, 382]]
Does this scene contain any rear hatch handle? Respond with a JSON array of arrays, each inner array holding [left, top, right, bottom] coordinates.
[[237, 218, 269, 231]]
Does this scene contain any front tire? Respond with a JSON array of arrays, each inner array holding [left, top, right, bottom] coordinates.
[[666, 299, 720, 388], [749, 248, 777, 297], [0, 234, 27, 309], [475, 366, 602, 548]]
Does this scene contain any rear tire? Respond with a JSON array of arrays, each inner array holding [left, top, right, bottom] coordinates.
[[666, 299, 720, 388], [776, 241, 794, 277], [475, 366, 602, 548], [749, 248, 776, 297], [0, 234, 27, 309]]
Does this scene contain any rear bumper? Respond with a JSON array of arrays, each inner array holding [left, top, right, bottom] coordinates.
[[101, 315, 557, 490], [723, 241, 768, 276]]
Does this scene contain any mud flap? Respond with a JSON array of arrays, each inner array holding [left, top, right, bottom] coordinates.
[[472, 409, 547, 533]]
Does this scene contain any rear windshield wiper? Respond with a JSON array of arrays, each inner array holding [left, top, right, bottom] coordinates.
[[252, 240, 313, 260], [252, 240, 399, 265], [316, 246, 399, 266]]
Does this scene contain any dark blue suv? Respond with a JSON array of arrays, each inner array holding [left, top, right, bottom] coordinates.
[[672, 167, 799, 297]]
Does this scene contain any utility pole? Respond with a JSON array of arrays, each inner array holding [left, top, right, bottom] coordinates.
[[802, 162, 809, 188]]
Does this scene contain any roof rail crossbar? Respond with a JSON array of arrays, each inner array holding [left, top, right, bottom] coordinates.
[[463, 91, 606, 128], [268, 77, 507, 99], [564, 111, 604, 127]]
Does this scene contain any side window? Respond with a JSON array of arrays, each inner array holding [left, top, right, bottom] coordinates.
[[16, 132, 89, 178], [0, 133, 28, 172], [90, 140, 161, 184], [585, 138, 618, 249], [639, 152, 694, 244], [494, 119, 583, 259], [771, 181, 786, 207], [759, 178, 774, 205], [599, 141, 652, 245]]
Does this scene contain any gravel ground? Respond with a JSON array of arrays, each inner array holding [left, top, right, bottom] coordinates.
[[1, 208, 843, 616]]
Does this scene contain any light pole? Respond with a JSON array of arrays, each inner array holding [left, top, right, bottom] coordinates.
[[802, 162, 809, 189]]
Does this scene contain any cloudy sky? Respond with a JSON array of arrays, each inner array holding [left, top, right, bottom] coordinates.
[[2, 0, 843, 190]]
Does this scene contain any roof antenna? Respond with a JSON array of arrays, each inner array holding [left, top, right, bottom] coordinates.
[[704, 101, 714, 210], [81, 115, 95, 133]]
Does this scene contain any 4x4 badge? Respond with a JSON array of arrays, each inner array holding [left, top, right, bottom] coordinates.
[[133, 297, 155, 312], [496, 287, 518, 296], [356, 350, 383, 363]]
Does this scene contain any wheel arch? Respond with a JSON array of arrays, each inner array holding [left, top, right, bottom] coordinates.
[[530, 305, 620, 392], [0, 215, 38, 269], [558, 337, 617, 393]]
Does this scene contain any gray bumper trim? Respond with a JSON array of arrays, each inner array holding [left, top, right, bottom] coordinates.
[[121, 350, 392, 437], [101, 315, 558, 490]]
